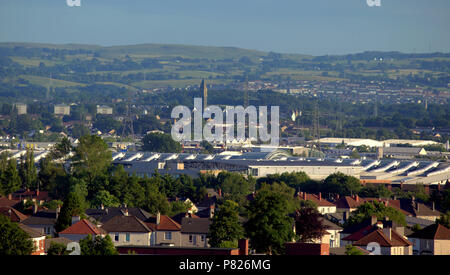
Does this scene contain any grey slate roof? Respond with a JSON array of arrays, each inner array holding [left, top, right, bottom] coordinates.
[[181, 217, 211, 234], [22, 210, 57, 226]]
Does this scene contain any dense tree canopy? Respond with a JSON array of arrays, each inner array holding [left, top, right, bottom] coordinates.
[[141, 132, 182, 153], [0, 215, 34, 255]]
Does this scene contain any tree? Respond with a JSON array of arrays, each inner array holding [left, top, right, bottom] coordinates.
[[208, 200, 244, 248], [141, 132, 181, 153], [345, 244, 364, 255], [91, 190, 120, 208], [244, 189, 295, 255], [143, 182, 170, 215], [217, 172, 255, 209], [72, 135, 112, 188], [344, 200, 407, 228], [322, 172, 362, 197], [359, 183, 393, 199], [436, 211, 450, 228], [200, 140, 214, 154], [0, 158, 21, 196], [294, 207, 328, 243], [79, 234, 118, 255], [50, 137, 72, 160], [47, 241, 71, 255], [0, 215, 33, 255], [55, 192, 86, 233], [18, 149, 37, 190]]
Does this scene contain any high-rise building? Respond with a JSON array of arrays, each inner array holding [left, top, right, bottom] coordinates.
[[200, 79, 207, 109], [54, 104, 71, 116], [14, 103, 27, 115]]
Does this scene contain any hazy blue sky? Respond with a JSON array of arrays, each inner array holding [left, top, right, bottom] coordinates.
[[0, 0, 449, 55]]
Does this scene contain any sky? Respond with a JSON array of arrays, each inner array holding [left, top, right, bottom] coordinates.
[[0, 0, 449, 56]]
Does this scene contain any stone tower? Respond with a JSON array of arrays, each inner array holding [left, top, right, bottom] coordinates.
[[200, 79, 207, 109]]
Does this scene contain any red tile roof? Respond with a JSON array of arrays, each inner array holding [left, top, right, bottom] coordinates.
[[59, 219, 106, 235], [408, 223, 450, 240], [296, 192, 336, 207], [147, 215, 181, 231], [0, 196, 20, 208], [0, 206, 28, 222], [353, 228, 412, 247]]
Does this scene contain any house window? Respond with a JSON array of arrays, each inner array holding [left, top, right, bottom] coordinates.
[[125, 233, 130, 242], [189, 235, 193, 242], [251, 168, 259, 176], [201, 235, 205, 242], [114, 233, 119, 242], [165, 232, 172, 240]]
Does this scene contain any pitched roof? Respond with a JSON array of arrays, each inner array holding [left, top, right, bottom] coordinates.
[[399, 199, 442, 217], [12, 190, 50, 202], [59, 219, 106, 235], [0, 206, 28, 222], [101, 215, 153, 233], [407, 223, 450, 240], [146, 215, 181, 231], [44, 237, 73, 253], [181, 217, 211, 234], [296, 192, 336, 207], [0, 196, 20, 208], [335, 196, 365, 209], [22, 210, 57, 225], [320, 218, 343, 231], [171, 212, 200, 225], [354, 228, 412, 247], [18, 223, 45, 238], [86, 207, 152, 224]]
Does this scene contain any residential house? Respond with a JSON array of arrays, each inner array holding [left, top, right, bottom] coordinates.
[[180, 217, 211, 247], [12, 189, 50, 206], [407, 223, 450, 255], [296, 192, 337, 214], [0, 206, 28, 222], [171, 212, 200, 225], [352, 226, 413, 255], [86, 207, 152, 225], [44, 237, 73, 255], [145, 212, 182, 246], [18, 224, 46, 255], [59, 219, 107, 242], [340, 217, 412, 255], [22, 209, 59, 236], [101, 214, 154, 247], [321, 218, 342, 248], [399, 198, 442, 221]]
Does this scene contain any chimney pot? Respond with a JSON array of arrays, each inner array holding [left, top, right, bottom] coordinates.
[[8, 194, 12, 200], [156, 212, 161, 225]]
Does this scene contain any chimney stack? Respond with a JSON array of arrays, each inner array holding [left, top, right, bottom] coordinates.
[[355, 195, 359, 202], [124, 209, 129, 216], [238, 239, 249, 256], [371, 215, 377, 225], [303, 192, 307, 200], [218, 188, 222, 198], [209, 205, 215, 219], [318, 192, 322, 201], [156, 212, 161, 225], [71, 216, 80, 225], [56, 205, 61, 220], [36, 189, 39, 197], [432, 202, 435, 211], [33, 203, 38, 214], [8, 194, 12, 200], [336, 194, 340, 200], [101, 204, 104, 210]]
